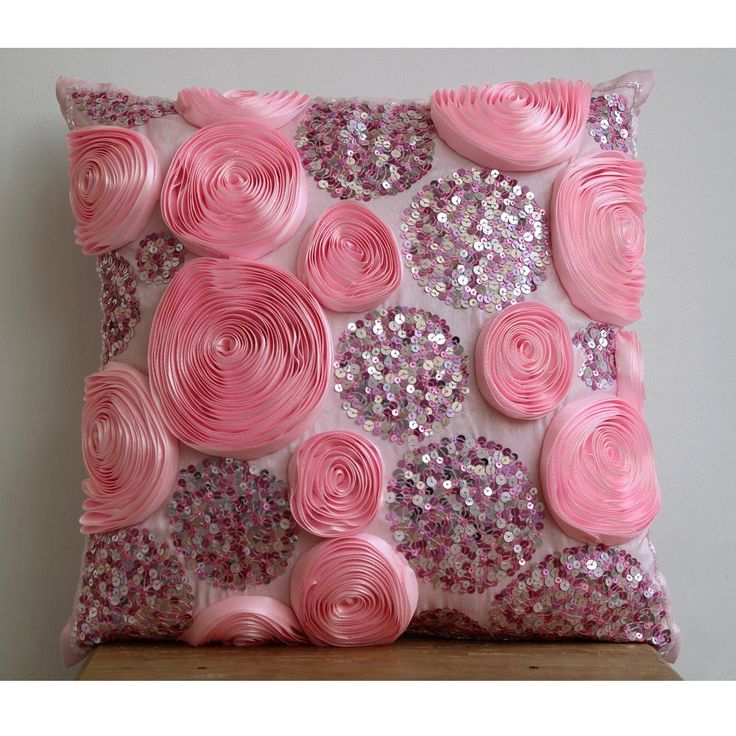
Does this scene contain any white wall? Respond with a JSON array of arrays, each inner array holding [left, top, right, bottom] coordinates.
[[0, 48, 733, 680]]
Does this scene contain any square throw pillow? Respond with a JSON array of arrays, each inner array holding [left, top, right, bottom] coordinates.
[[57, 70, 680, 667]]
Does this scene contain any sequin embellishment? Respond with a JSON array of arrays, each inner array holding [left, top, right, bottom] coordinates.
[[135, 232, 185, 285], [401, 167, 551, 313], [488, 544, 673, 655], [71, 88, 177, 128], [97, 251, 141, 365], [295, 99, 435, 200], [386, 436, 544, 593], [168, 458, 297, 590], [409, 608, 489, 639], [71, 528, 194, 650], [334, 307, 469, 444], [587, 94, 633, 154], [572, 321, 618, 390]]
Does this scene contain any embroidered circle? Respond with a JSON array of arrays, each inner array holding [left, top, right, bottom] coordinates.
[[71, 88, 177, 127], [573, 321, 618, 391], [386, 435, 544, 593], [295, 99, 435, 200], [97, 251, 140, 365], [409, 609, 489, 639], [135, 232, 185, 285], [488, 544, 674, 656], [71, 528, 194, 650], [401, 167, 551, 313], [334, 306, 469, 445], [168, 457, 298, 590], [587, 94, 633, 154]]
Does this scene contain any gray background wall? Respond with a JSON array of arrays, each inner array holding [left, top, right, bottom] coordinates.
[[0, 48, 733, 680]]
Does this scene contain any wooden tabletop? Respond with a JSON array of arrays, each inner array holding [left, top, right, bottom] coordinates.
[[78, 638, 681, 680]]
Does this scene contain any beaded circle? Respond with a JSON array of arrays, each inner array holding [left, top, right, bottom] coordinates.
[[71, 88, 177, 128], [97, 251, 140, 365], [587, 94, 634, 154], [572, 321, 618, 391], [135, 232, 185, 285]]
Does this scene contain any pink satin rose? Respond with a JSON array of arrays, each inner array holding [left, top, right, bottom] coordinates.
[[616, 329, 646, 413], [148, 258, 331, 459], [431, 79, 591, 171], [475, 302, 574, 420], [552, 151, 646, 326], [290, 534, 418, 646], [540, 395, 661, 545], [68, 126, 161, 255], [180, 596, 307, 646], [288, 431, 384, 537], [80, 361, 178, 534], [175, 88, 310, 129], [297, 202, 401, 312], [161, 121, 307, 260]]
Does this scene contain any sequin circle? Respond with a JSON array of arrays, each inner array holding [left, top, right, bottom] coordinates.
[[168, 457, 298, 590], [135, 232, 185, 284], [71, 88, 177, 128], [71, 528, 194, 650], [334, 306, 469, 444], [97, 251, 140, 365], [401, 167, 551, 313], [295, 99, 435, 200], [587, 94, 633, 154], [488, 544, 674, 656], [386, 435, 544, 593], [573, 321, 618, 390], [409, 608, 489, 639]]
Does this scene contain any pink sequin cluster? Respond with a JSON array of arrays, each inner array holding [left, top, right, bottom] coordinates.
[[572, 321, 618, 390], [409, 608, 489, 639], [587, 94, 633, 154], [97, 251, 140, 365], [71, 88, 177, 128], [135, 232, 185, 285]]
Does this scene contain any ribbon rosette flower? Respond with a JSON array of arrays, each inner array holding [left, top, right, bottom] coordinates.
[[161, 121, 307, 260], [80, 361, 178, 534], [297, 202, 402, 312], [181, 596, 307, 646], [540, 395, 661, 545], [148, 258, 331, 459], [175, 88, 310, 129], [68, 126, 161, 255], [431, 79, 590, 171], [288, 431, 384, 537], [552, 150, 647, 326], [290, 534, 418, 646], [475, 302, 573, 420]]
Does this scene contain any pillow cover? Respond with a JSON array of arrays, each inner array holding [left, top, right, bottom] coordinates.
[[57, 69, 680, 668]]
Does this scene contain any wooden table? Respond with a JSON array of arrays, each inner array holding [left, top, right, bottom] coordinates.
[[78, 638, 681, 680]]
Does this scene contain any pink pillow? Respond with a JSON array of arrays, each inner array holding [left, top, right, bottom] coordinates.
[[57, 70, 680, 668]]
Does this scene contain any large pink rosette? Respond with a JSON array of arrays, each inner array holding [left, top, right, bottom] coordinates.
[[552, 151, 646, 326], [180, 596, 307, 646], [475, 302, 573, 420], [148, 258, 331, 459], [288, 431, 384, 537], [68, 126, 161, 255], [161, 121, 307, 260], [175, 88, 310, 129], [616, 330, 646, 413], [290, 534, 418, 646], [431, 79, 590, 171], [297, 202, 401, 312], [540, 395, 661, 545], [80, 361, 178, 534]]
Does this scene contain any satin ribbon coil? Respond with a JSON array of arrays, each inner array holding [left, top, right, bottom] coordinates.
[[475, 302, 573, 420], [616, 330, 645, 413], [540, 395, 661, 545], [297, 202, 402, 312], [68, 126, 161, 255], [552, 151, 646, 326], [160, 121, 307, 260], [288, 431, 384, 537], [175, 88, 310, 129], [148, 257, 331, 459], [80, 361, 178, 534], [290, 534, 418, 646], [431, 79, 590, 171], [180, 596, 307, 646]]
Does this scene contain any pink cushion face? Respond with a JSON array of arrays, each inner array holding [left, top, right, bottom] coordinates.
[[57, 70, 680, 667]]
